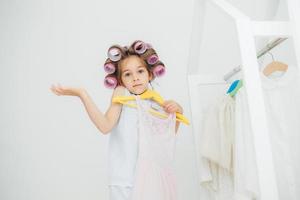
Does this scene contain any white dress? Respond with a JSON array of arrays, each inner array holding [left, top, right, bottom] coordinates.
[[108, 89, 138, 187], [129, 95, 178, 200]]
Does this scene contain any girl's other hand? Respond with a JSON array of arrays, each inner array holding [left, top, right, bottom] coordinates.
[[162, 100, 183, 114], [50, 83, 85, 97]]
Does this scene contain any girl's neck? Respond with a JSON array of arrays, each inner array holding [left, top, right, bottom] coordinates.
[[130, 89, 149, 96]]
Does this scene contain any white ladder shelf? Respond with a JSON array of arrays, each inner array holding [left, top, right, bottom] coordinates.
[[188, 0, 300, 199]]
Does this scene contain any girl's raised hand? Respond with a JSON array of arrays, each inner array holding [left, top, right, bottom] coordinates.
[[162, 100, 183, 114], [50, 83, 84, 97]]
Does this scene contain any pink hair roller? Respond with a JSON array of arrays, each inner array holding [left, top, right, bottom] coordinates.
[[153, 65, 166, 77], [104, 62, 116, 74], [107, 47, 122, 62], [134, 41, 148, 54], [147, 54, 159, 65], [104, 75, 118, 89]]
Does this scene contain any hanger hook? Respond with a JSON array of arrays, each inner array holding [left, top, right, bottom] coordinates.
[[267, 51, 275, 61]]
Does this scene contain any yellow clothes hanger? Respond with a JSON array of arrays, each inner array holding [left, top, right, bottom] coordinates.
[[112, 89, 190, 125]]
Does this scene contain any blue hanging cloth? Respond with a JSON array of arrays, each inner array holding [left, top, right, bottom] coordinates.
[[226, 79, 243, 97], [226, 80, 240, 94]]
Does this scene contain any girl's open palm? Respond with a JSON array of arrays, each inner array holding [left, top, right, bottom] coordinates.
[[50, 83, 83, 97]]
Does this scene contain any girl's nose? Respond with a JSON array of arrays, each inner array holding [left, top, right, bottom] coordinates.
[[133, 73, 139, 81]]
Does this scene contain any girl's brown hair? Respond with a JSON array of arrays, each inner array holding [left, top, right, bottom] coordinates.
[[103, 40, 166, 88]]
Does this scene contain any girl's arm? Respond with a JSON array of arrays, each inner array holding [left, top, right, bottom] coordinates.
[[79, 86, 125, 134], [51, 84, 125, 135]]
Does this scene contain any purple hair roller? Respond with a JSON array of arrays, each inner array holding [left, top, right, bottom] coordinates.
[[104, 62, 116, 74], [134, 41, 147, 55], [108, 47, 122, 62], [104, 75, 118, 89], [147, 54, 159, 65], [153, 65, 166, 77]]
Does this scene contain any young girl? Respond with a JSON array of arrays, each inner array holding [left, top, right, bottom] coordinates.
[[50, 40, 183, 200]]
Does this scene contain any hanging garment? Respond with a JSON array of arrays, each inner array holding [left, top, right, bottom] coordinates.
[[129, 95, 178, 200], [260, 65, 300, 200], [201, 95, 235, 171], [200, 95, 235, 200], [234, 89, 260, 200]]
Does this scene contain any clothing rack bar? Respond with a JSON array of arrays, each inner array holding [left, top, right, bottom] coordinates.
[[257, 37, 288, 58], [223, 65, 242, 82], [223, 37, 288, 81]]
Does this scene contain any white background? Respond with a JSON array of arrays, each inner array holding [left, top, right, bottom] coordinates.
[[0, 0, 294, 200], [0, 0, 196, 199]]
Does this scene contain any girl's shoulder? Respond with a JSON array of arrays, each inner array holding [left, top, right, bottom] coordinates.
[[112, 86, 126, 97], [111, 86, 135, 106]]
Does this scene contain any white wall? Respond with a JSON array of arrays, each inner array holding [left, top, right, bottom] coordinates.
[[0, 0, 200, 200]]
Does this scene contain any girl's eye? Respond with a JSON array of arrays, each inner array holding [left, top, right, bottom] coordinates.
[[124, 73, 131, 77], [138, 69, 145, 73]]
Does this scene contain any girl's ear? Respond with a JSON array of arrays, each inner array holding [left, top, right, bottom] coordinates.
[[149, 72, 154, 81], [119, 79, 125, 86]]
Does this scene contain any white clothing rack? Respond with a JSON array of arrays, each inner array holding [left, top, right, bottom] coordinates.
[[223, 37, 288, 81], [187, 0, 300, 200]]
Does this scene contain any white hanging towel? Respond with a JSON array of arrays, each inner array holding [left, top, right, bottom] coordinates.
[[201, 95, 235, 171], [200, 95, 235, 200]]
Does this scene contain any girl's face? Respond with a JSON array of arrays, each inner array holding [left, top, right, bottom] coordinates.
[[120, 55, 153, 95]]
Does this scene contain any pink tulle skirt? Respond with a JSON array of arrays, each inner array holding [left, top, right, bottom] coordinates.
[[130, 159, 178, 200]]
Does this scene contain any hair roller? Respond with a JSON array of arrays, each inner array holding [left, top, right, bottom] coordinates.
[[147, 54, 159, 65], [132, 40, 149, 55], [103, 59, 116, 74], [104, 74, 118, 89], [152, 62, 166, 77], [123, 45, 129, 51], [138, 48, 159, 65], [107, 45, 126, 62]]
